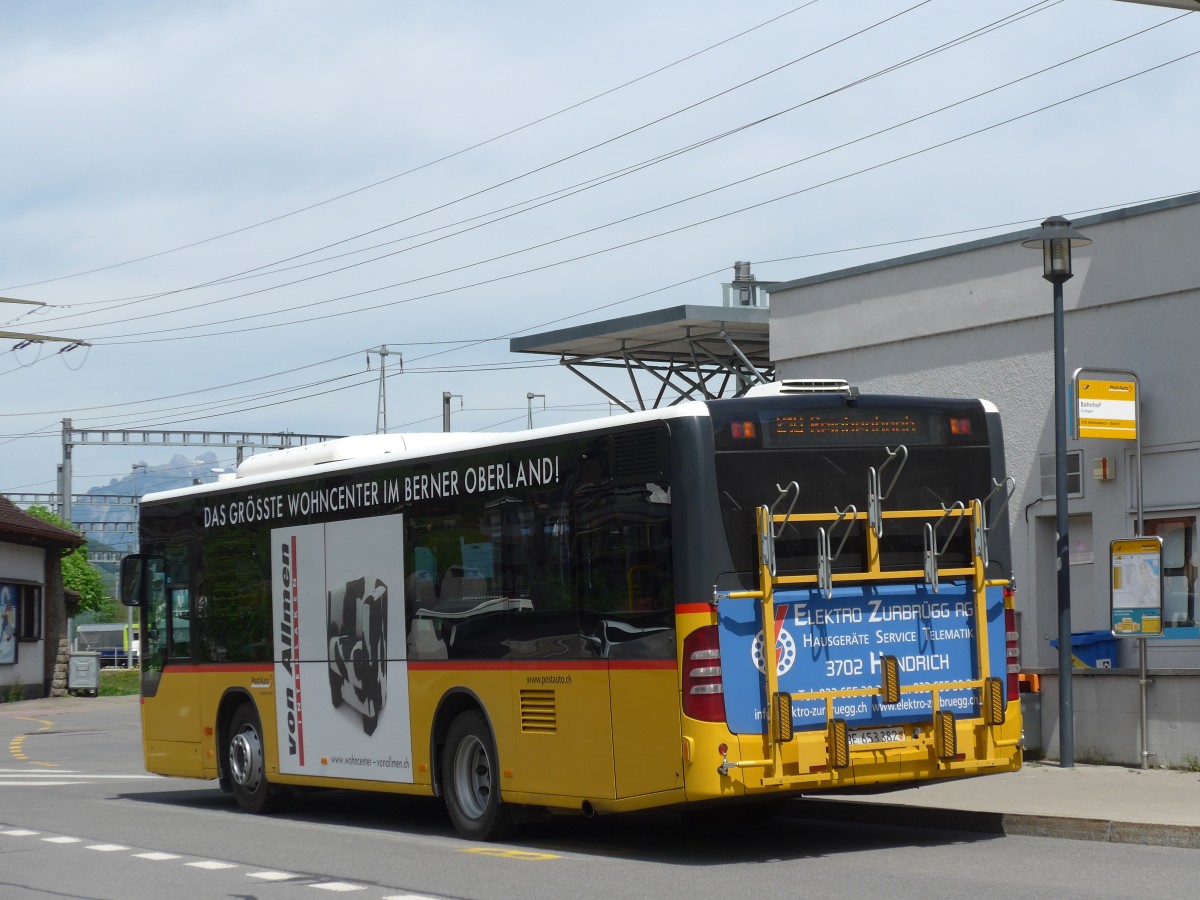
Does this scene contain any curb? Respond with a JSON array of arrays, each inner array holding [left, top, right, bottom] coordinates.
[[791, 798, 1200, 850]]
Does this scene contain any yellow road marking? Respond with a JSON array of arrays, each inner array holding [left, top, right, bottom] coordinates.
[[7, 717, 59, 767], [458, 847, 559, 861]]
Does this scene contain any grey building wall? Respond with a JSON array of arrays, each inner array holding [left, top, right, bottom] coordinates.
[[767, 192, 1200, 766]]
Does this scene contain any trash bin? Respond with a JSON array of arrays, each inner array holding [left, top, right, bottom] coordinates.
[[1049, 631, 1118, 668], [67, 651, 100, 696]]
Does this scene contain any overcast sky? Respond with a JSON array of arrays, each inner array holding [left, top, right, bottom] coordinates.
[[1, 0, 1196, 497]]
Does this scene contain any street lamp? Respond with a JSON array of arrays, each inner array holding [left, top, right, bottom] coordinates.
[[131, 462, 147, 499], [442, 392, 463, 433], [526, 393, 546, 430], [1022, 215, 1092, 769]]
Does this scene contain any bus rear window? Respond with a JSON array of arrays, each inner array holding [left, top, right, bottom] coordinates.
[[714, 445, 989, 580]]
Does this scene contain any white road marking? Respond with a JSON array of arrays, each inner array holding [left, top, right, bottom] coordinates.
[[3, 822, 443, 899], [249, 870, 298, 881], [0, 769, 158, 787], [0, 770, 156, 778]]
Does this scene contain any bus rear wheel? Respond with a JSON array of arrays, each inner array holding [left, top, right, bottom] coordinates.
[[227, 704, 291, 814], [442, 710, 513, 841]]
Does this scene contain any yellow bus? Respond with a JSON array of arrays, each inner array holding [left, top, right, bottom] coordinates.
[[120, 381, 1022, 839]]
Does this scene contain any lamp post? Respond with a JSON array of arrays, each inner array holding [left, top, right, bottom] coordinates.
[[1022, 215, 1092, 768], [442, 392, 463, 432], [526, 393, 545, 430]]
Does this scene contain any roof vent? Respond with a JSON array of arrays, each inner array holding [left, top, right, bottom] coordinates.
[[746, 379, 854, 396]]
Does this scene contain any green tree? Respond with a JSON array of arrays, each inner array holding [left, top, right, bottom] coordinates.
[[25, 506, 110, 617]]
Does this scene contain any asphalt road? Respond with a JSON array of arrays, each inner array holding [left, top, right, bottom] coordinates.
[[2, 695, 1196, 900]]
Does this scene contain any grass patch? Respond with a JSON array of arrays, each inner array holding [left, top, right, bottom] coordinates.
[[1176, 754, 1200, 773], [98, 668, 140, 696]]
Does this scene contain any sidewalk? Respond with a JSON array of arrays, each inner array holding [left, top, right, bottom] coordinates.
[[799, 761, 1200, 849]]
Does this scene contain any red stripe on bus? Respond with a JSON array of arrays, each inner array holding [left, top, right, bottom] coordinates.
[[161, 663, 273, 674], [675, 603, 713, 615], [407, 659, 675, 672], [161, 660, 676, 672]]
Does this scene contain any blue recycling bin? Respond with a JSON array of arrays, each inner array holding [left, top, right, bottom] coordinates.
[[1049, 630, 1118, 668]]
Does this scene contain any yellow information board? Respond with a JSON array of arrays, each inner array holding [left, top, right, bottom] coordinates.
[[1110, 537, 1163, 637], [1077, 377, 1137, 440]]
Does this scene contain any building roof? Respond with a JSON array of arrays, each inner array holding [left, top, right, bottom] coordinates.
[[509, 304, 772, 408], [0, 496, 85, 551], [510, 303, 769, 362], [766, 190, 1200, 294]]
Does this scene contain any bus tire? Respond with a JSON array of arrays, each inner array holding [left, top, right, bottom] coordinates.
[[442, 710, 513, 841], [227, 704, 291, 815]]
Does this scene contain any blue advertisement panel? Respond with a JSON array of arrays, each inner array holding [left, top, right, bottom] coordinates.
[[717, 582, 1005, 735]]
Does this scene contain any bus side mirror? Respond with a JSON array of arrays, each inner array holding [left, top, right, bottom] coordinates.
[[119, 555, 146, 607]]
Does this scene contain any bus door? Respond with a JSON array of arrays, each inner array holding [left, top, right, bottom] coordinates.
[[577, 524, 680, 801], [604, 619, 681, 799], [141, 552, 203, 777]]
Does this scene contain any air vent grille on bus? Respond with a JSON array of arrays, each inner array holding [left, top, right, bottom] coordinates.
[[612, 428, 661, 479], [520, 689, 557, 733], [746, 379, 852, 396]]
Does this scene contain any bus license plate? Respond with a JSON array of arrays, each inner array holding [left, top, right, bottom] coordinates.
[[847, 726, 906, 746]]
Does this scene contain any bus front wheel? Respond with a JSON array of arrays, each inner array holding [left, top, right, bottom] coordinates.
[[441, 710, 513, 841], [227, 704, 291, 814]]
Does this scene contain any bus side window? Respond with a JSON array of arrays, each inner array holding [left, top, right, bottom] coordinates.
[[143, 561, 169, 671], [170, 587, 191, 658]]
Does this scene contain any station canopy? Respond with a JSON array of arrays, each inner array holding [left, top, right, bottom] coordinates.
[[509, 303, 771, 411]]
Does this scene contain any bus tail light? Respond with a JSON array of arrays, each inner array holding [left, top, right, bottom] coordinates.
[[682, 626, 725, 722], [1004, 587, 1020, 701]]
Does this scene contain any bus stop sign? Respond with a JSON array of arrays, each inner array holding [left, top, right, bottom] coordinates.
[[1075, 374, 1137, 440]]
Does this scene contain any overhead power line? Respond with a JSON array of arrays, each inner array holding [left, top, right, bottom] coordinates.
[[3, 179, 1195, 444], [31, 1, 1166, 349], [27, 1, 937, 333], [0, 2, 822, 294], [73, 41, 1200, 348]]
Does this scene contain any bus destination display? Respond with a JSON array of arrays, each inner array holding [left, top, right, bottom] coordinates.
[[764, 410, 929, 447]]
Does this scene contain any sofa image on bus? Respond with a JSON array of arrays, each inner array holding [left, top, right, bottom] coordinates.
[[327, 576, 388, 736]]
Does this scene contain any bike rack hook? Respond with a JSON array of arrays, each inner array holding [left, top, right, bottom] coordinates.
[[868, 445, 909, 539], [972, 476, 1016, 572], [818, 505, 858, 600], [923, 500, 966, 594], [770, 481, 801, 539]]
